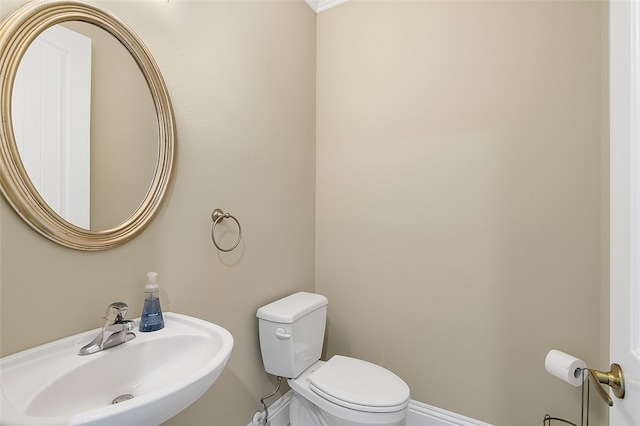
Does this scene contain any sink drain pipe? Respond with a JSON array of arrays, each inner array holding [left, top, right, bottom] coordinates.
[[252, 376, 282, 426]]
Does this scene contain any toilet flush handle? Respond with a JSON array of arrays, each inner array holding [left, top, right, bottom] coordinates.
[[275, 327, 291, 339]]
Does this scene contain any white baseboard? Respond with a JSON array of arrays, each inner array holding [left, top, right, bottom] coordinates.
[[407, 399, 493, 426], [247, 391, 493, 426]]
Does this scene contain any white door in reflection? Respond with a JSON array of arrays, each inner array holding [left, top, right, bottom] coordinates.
[[12, 25, 91, 228], [610, 0, 640, 424]]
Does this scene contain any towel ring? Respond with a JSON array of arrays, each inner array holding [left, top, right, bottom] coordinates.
[[211, 208, 242, 252]]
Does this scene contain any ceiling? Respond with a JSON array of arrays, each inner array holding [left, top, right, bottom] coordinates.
[[304, 0, 349, 13]]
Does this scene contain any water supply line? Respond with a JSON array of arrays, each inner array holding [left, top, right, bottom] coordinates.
[[252, 376, 282, 426]]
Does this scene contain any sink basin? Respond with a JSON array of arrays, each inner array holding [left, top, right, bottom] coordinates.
[[0, 312, 233, 426]]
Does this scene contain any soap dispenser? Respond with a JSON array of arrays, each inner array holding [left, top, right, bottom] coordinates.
[[139, 272, 165, 332]]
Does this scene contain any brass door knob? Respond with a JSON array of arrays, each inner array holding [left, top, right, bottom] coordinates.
[[588, 363, 625, 406]]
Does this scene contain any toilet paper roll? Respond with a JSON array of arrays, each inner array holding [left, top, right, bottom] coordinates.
[[545, 349, 587, 387]]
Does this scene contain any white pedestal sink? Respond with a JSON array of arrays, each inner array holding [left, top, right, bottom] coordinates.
[[0, 313, 234, 426]]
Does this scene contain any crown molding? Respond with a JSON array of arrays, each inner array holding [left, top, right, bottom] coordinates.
[[304, 0, 349, 14]]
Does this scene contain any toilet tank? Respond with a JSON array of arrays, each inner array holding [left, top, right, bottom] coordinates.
[[256, 292, 328, 378]]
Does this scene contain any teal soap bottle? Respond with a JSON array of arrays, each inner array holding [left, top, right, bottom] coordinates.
[[139, 272, 165, 332]]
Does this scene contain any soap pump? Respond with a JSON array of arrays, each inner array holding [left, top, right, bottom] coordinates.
[[139, 272, 165, 332]]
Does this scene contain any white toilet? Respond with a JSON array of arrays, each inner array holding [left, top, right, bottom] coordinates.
[[257, 292, 410, 426]]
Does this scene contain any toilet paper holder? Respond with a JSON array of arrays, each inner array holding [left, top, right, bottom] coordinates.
[[587, 363, 625, 407], [544, 352, 626, 425]]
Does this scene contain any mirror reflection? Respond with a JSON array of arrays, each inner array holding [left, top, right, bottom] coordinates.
[[12, 21, 158, 231]]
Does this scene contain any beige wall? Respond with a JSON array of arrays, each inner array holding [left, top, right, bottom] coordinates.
[[316, 1, 606, 425], [0, 1, 316, 425]]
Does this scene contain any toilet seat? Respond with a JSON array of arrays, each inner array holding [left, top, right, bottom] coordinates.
[[308, 355, 410, 413]]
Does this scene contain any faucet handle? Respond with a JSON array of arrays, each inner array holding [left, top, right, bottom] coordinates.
[[122, 320, 135, 332], [105, 302, 129, 322]]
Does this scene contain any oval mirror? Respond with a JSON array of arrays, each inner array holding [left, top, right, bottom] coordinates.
[[0, 0, 175, 250]]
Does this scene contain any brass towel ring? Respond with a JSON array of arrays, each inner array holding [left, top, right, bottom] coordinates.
[[211, 208, 242, 252]]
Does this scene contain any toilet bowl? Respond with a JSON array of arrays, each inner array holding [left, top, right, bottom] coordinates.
[[256, 292, 410, 426], [288, 357, 409, 426]]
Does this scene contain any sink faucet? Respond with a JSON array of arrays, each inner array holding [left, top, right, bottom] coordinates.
[[78, 302, 136, 356]]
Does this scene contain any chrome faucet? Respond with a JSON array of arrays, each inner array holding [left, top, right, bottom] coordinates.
[[78, 302, 136, 356]]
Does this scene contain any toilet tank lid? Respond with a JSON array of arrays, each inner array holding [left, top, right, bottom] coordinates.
[[257, 292, 328, 323]]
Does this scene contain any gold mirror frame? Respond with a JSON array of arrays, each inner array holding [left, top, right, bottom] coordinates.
[[0, 0, 175, 251]]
